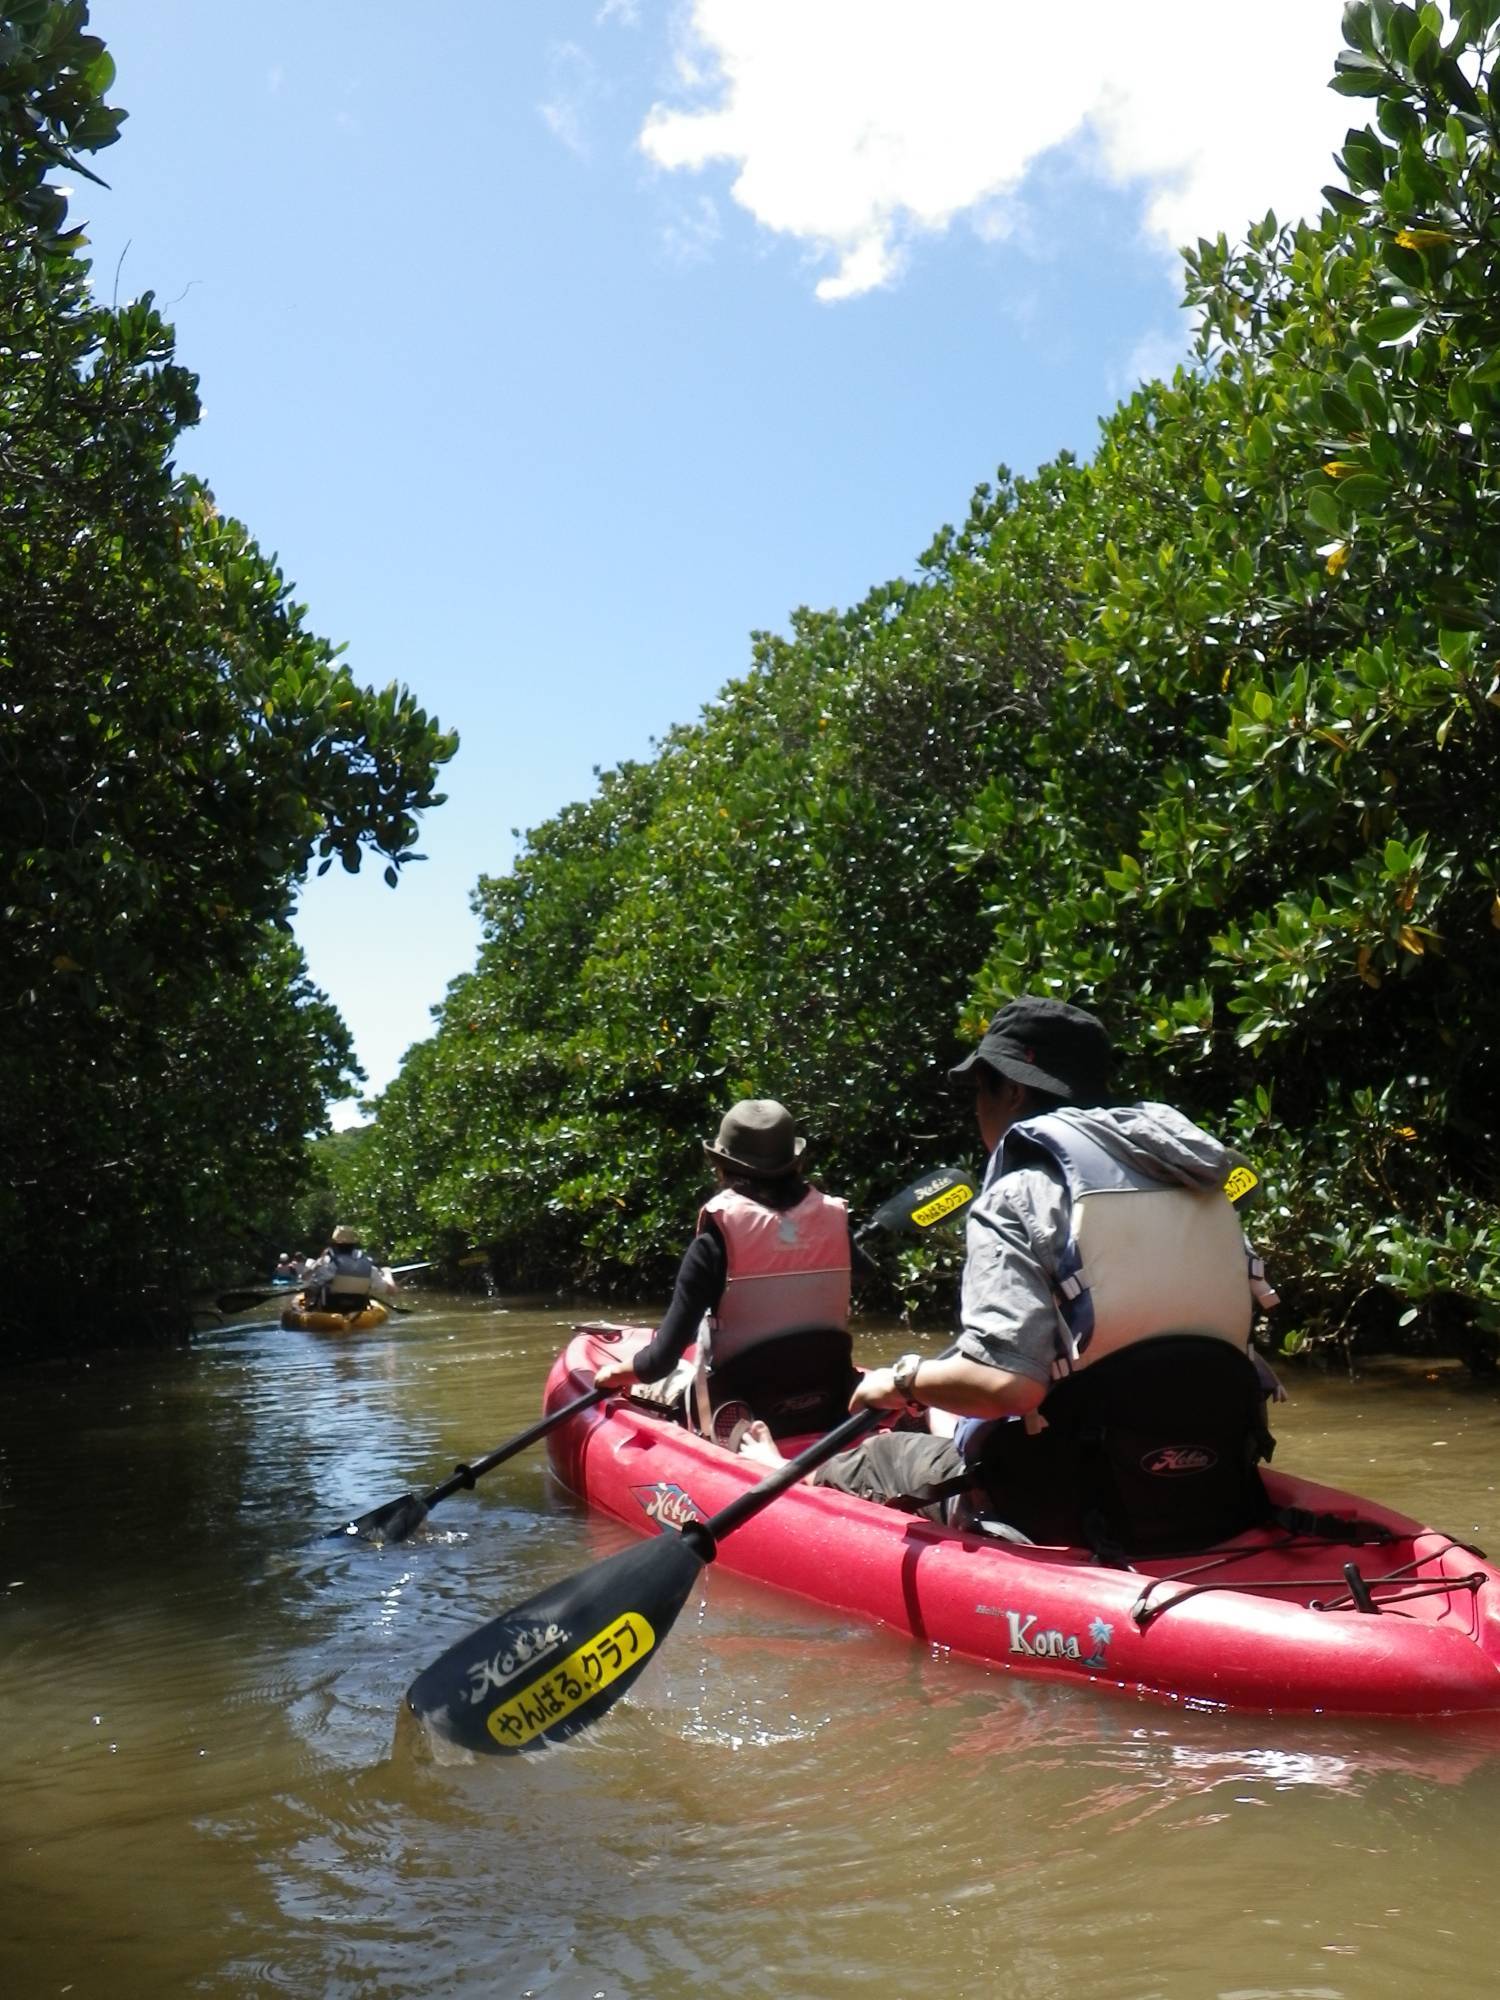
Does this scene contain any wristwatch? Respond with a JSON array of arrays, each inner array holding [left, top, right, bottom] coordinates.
[[891, 1352, 925, 1406]]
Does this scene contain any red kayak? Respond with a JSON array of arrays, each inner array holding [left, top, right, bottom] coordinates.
[[544, 1328, 1500, 1717]]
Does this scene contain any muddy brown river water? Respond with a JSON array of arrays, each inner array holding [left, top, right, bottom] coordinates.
[[3, 1291, 1499, 1998]]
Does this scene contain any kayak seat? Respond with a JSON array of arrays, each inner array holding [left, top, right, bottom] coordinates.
[[705, 1326, 859, 1443], [967, 1334, 1276, 1559]]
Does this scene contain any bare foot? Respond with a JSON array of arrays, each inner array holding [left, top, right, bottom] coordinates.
[[737, 1419, 785, 1467]]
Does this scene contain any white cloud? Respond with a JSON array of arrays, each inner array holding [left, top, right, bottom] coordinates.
[[660, 192, 723, 265], [639, 1, 1350, 301], [540, 43, 602, 160], [540, 95, 590, 158], [1114, 324, 1194, 399]]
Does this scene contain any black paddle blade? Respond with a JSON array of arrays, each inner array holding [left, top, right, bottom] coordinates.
[[869, 1164, 976, 1237], [328, 1491, 430, 1545], [406, 1530, 708, 1755]]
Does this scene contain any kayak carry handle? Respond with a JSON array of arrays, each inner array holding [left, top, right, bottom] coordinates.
[[1342, 1561, 1378, 1614]]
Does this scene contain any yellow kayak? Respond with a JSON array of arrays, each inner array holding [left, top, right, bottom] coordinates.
[[279, 1296, 391, 1334]]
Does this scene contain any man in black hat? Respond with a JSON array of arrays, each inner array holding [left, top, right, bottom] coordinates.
[[743, 998, 1276, 1550]]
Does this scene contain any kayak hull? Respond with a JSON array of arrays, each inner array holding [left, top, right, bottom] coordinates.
[[544, 1330, 1500, 1718], [280, 1297, 390, 1333]]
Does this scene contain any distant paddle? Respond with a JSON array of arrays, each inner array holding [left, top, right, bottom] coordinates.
[[405, 1406, 877, 1754], [217, 1261, 433, 1313], [328, 1385, 611, 1545], [215, 1285, 290, 1312]]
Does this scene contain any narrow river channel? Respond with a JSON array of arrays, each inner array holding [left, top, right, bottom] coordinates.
[[3, 1291, 1499, 1998]]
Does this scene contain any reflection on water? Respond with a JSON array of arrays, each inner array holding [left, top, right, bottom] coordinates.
[[2, 1299, 1499, 1997]]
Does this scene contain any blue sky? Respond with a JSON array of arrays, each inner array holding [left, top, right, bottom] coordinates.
[[82, 1, 1349, 1120]]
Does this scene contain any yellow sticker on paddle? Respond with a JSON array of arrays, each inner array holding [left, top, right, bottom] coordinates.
[[1223, 1165, 1259, 1205], [911, 1182, 976, 1228], [484, 1611, 657, 1749]]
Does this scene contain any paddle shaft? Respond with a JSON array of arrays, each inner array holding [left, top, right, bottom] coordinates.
[[694, 1406, 878, 1548], [420, 1385, 610, 1511]]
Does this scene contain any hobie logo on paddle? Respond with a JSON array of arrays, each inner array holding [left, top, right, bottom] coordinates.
[[911, 1180, 975, 1228], [632, 1481, 706, 1530], [482, 1613, 658, 1749]]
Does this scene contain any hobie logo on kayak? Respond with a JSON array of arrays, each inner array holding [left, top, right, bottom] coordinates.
[[980, 1606, 1114, 1670], [632, 1481, 706, 1530], [1141, 1445, 1218, 1476]]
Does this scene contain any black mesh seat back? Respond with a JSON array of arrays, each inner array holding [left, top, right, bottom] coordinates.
[[1039, 1334, 1274, 1557], [708, 1327, 858, 1441]]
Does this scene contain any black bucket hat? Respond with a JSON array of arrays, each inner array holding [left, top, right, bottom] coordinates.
[[703, 1099, 805, 1179], [948, 998, 1114, 1105]]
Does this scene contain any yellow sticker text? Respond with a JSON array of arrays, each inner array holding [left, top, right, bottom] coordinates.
[[912, 1183, 975, 1228], [484, 1612, 656, 1749]]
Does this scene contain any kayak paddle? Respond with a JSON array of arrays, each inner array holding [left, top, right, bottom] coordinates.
[[862, 1156, 1252, 1236], [215, 1284, 291, 1311], [859, 1163, 976, 1240], [404, 1405, 877, 1754], [328, 1385, 611, 1545], [217, 1259, 435, 1312]]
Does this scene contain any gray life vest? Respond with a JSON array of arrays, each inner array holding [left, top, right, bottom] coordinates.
[[321, 1249, 375, 1308], [1000, 1111, 1253, 1376]]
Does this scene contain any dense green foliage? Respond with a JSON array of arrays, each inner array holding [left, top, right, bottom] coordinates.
[[0, 3, 455, 1349], [354, 2, 1500, 1358], [954, 0, 1500, 1356]]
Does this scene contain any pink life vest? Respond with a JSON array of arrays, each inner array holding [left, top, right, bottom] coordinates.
[[697, 1185, 851, 1370]]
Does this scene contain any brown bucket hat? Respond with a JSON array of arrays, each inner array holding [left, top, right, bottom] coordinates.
[[703, 1099, 806, 1179]]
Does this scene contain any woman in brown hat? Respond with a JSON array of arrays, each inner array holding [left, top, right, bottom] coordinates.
[[594, 1099, 864, 1441]]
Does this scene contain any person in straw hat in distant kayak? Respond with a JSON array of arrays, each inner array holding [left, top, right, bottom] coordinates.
[[594, 1098, 870, 1442], [301, 1225, 400, 1317]]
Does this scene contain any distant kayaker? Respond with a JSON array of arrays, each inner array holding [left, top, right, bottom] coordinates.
[[594, 1098, 871, 1440], [301, 1226, 399, 1317], [740, 999, 1281, 1556]]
